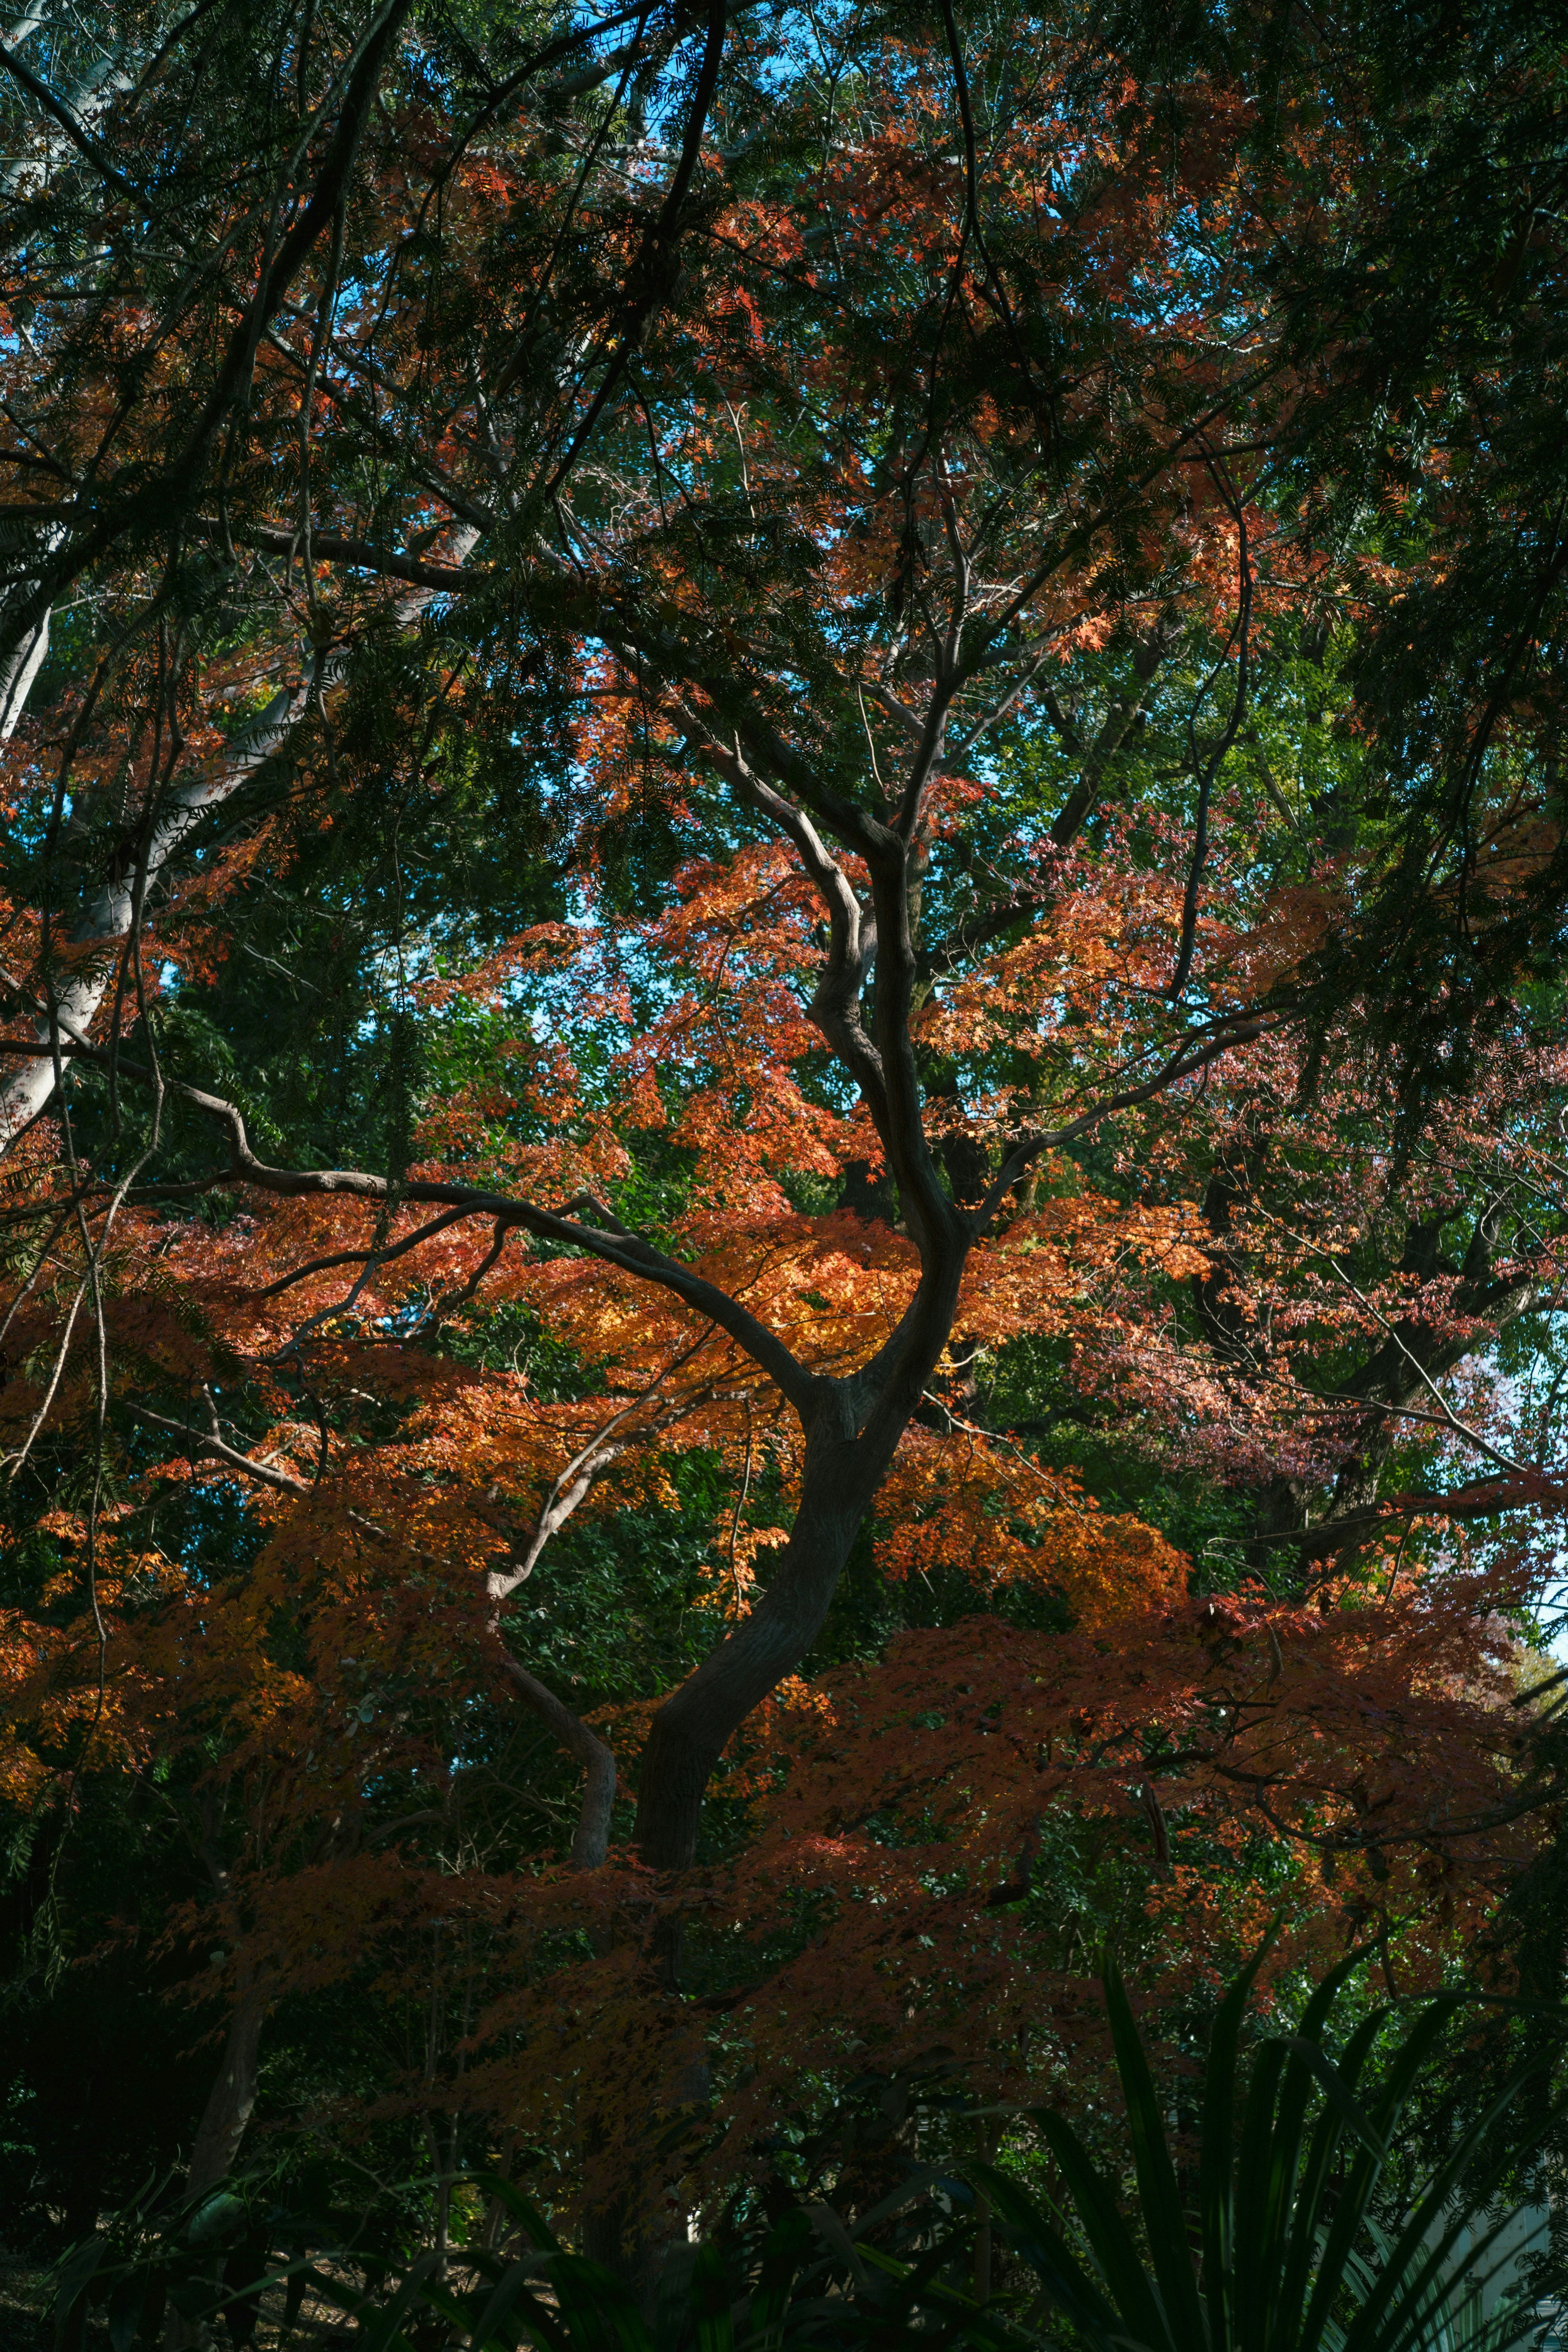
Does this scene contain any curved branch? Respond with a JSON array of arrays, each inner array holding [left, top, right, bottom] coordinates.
[[668, 705, 890, 1136], [497, 1657, 617, 1870], [971, 1018, 1274, 1232], [230, 523, 482, 592], [1170, 455, 1252, 998], [15, 1040, 822, 1419], [490, 1324, 719, 1603], [249, 1203, 479, 1297], [125, 1400, 311, 1496], [1281, 1469, 1568, 1560]]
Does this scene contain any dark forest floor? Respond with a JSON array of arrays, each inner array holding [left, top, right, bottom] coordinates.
[[0, 2265, 48, 2352]]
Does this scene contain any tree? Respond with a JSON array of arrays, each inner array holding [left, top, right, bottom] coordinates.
[[3, 0, 1568, 2260]]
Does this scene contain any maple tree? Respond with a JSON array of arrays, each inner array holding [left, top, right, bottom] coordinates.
[[3, 0, 1568, 2270]]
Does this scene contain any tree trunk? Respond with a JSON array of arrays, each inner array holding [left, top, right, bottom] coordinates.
[[592, 1291, 963, 2283], [186, 1984, 265, 2199], [163, 1990, 265, 2352], [634, 1384, 894, 1869]]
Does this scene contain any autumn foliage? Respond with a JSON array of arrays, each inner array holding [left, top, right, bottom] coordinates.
[[2, 0, 1568, 2260]]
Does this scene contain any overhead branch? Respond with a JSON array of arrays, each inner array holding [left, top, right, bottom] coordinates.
[[672, 663, 960, 1269], [541, 0, 728, 494], [1047, 622, 1182, 849], [1263, 1212, 1548, 1505], [971, 1019, 1274, 1231], [1170, 457, 1253, 999], [558, 575, 886, 859], [666, 700, 890, 1135], [126, 1400, 311, 1496], [249, 1203, 480, 1297], [1, 0, 418, 664], [10, 1037, 822, 1419], [1280, 1470, 1568, 1560], [227, 524, 483, 593]]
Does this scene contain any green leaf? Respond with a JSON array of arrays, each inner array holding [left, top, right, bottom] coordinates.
[[1239, 1949, 1374, 2350], [348, 2252, 439, 2352], [1198, 1925, 1277, 2352], [1271, 2011, 1384, 2346], [544, 2254, 654, 2352], [967, 2159, 1129, 2352], [107, 2278, 145, 2352], [1261, 2035, 1390, 2161], [460, 2254, 564, 2352], [689, 2241, 733, 2352], [747, 2211, 813, 2341], [953, 1953, 1568, 2352], [1103, 1961, 1205, 2352], [283, 2268, 308, 2336], [187, 2193, 247, 2250], [135, 2275, 166, 2350], [50, 2241, 105, 2352], [464, 2174, 564, 2257]]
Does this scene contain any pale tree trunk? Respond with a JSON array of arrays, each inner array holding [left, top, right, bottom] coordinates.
[[0, 23, 167, 744], [0, 676, 315, 1144], [1, 15, 144, 203], [185, 1983, 267, 2201], [163, 1984, 266, 2352], [0, 607, 49, 739], [0, 528, 479, 1150]]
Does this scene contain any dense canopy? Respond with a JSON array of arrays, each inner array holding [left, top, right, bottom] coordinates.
[[4, 0, 1568, 2277]]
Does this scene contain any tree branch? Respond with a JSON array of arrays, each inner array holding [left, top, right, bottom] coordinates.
[[0, 36, 139, 200], [496, 1658, 617, 1870], [1279, 1470, 1568, 1560], [227, 524, 483, 592], [18, 1038, 823, 1419], [971, 1019, 1274, 1231], [126, 1401, 311, 1496]]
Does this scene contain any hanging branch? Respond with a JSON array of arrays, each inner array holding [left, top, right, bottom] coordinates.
[[1169, 451, 1254, 1000]]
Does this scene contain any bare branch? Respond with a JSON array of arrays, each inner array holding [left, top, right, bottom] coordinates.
[[488, 1323, 719, 1604], [126, 1401, 311, 1496]]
